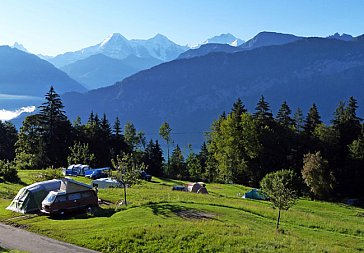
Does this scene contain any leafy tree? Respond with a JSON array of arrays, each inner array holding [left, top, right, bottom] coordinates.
[[113, 153, 144, 206], [0, 121, 17, 161], [169, 145, 187, 179], [67, 142, 95, 166], [143, 139, 164, 177], [208, 112, 261, 184], [15, 115, 45, 169], [159, 122, 172, 173], [349, 130, 364, 160], [124, 122, 145, 152], [260, 170, 298, 230], [302, 151, 335, 199], [186, 149, 202, 181]]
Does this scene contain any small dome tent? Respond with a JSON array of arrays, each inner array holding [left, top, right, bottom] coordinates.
[[243, 188, 267, 200], [7, 179, 62, 213], [187, 182, 209, 194]]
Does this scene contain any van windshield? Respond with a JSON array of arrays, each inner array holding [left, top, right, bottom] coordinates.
[[45, 193, 56, 203]]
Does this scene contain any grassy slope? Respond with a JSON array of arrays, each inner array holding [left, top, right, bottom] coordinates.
[[0, 171, 363, 252]]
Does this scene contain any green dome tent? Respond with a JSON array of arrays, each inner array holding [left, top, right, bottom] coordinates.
[[243, 188, 267, 200], [7, 179, 62, 213]]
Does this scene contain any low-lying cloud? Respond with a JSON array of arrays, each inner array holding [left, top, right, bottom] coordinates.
[[0, 106, 36, 121]]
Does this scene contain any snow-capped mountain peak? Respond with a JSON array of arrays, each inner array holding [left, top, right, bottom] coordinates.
[[198, 33, 244, 48], [99, 33, 129, 48]]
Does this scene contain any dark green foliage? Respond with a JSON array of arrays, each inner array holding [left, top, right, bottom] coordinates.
[[276, 101, 294, 128], [0, 160, 19, 182], [253, 95, 273, 125], [15, 87, 72, 169], [260, 170, 298, 229], [0, 121, 17, 161], [169, 145, 187, 179], [143, 140, 164, 177], [303, 103, 322, 135]]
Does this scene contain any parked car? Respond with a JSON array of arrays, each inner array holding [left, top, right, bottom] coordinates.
[[41, 189, 98, 215], [140, 171, 152, 181], [85, 168, 110, 180]]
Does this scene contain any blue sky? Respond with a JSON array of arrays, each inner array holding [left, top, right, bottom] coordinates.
[[1, 0, 364, 55]]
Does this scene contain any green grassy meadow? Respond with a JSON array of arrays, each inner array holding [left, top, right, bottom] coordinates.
[[0, 171, 363, 252]]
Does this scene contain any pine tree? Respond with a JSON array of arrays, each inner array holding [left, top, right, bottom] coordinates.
[[143, 140, 164, 177], [276, 101, 294, 128], [231, 98, 247, 117], [38, 86, 72, 167], [253, 95, 273, 124], [169, 145, 186, 179], [0, 121, 17, 161], [303, 103, 322, 134], [293, 108, 304, 132]]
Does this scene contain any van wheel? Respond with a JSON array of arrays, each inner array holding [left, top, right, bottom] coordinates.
[[59, 210, 66, 216], [86, 206, 95, 215]]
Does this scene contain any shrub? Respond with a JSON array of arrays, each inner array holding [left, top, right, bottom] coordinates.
[[0, 160, 19, 183], [31, 167, 64, 183]]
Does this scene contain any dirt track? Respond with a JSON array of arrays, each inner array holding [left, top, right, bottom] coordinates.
[[0, 223, 100, 253]]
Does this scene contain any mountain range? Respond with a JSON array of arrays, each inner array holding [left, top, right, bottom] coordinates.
[[60, 35, 364, 148], [0, 46, 86, 97]]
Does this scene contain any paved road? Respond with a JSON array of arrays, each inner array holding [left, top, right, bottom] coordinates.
[[0, 223, 100, 253]]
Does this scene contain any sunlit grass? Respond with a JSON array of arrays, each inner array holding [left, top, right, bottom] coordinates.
[[0, 170, 363, 252]]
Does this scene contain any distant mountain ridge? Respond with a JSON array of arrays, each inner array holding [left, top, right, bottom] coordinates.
[[60, 53, 163, 89], [179, 31, 303, 59], [62, 36, 364, 148], [0, 46, 86, 96]]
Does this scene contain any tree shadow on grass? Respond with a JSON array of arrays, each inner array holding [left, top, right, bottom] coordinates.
[[144, 202, 216, 220], [47, 206, 119, 220]]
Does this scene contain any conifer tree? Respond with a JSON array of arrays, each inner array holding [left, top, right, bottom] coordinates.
[[169, 145, 186, 179], [303, 103, 322, 134], [253, 95, 273, 125], [276, 101, 294, 128]]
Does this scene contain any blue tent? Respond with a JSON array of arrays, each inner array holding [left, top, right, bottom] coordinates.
[[243, 189, 267, 200]]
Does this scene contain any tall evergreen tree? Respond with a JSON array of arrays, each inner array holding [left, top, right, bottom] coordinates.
[[0, 121, 17, 161], [253, 95, 273, 125], [231, 98, 247, 117], [38, 86, 72, 167], [143, 140, 164, 177], [169, 145, 187, 179], [293, 108, 304, 133], [276, 101, 294, 128], [303, 103, 322, 134]]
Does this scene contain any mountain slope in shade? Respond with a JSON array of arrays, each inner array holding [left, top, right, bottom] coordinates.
[[0, 46, 87, 96], [48, 33, 188, 67], [62, 37, 364, 148], [327, 32, 354, 41], [61, 53, 163, 89]]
